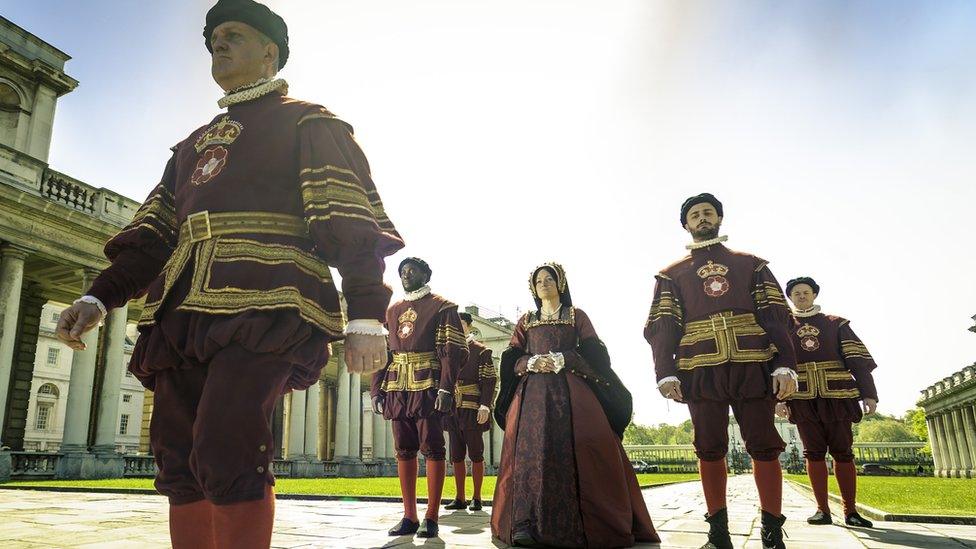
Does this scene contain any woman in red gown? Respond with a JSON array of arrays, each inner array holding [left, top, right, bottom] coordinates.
[[491, 263, 659, 548]]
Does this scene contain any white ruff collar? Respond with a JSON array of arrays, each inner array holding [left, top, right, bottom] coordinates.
[[686, 234, 728, 250], [793, 305, 822, 318], [218, 78, 288, 108], [404, 285, 431, 301]]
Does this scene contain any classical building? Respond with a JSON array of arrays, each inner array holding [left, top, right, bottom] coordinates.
[[23, 303, 143, 454], [918, 315, 976, 478], [0, 15, 145, 480]]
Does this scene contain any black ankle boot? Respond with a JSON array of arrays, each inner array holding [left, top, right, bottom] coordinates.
[[760, 510, 787, 549], [700, 507, 733, 549], [416, 518, 439, 538], [512, 528, 542, 547], [845, 512, 873, 528], [807, 509, 832, 525], [444, 498, 468, 510], [468, 498, 483, 511], [387, 517, 419, 536]]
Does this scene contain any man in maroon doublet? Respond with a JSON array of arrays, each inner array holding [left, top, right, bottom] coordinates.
[[443, 312, 496, 512], [370, 257, 467, 538], [54, 1, 402, 547], [777, 277, 878, 528], [644, 193, 797, 549]]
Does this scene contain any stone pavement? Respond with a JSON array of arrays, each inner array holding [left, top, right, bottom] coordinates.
[[1, 476, 974, 548]]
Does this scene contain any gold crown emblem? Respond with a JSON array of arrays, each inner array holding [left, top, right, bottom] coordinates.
[[195, 116, 243, 153], [398, 308, 418, 324], [696, 261, 729, 279], [796, 324, 820, 338]]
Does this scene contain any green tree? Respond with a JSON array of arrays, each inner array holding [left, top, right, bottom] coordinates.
[[624, 423, 655, 445], [855, 419, 918, 443]]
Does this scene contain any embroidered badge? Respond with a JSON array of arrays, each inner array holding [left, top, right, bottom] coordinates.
[[697, 261, 730, 298], [191, 146, 229, 186], [796, 324, 821, 352], [195, 116, 243, 153], [397, 308, 418, 339]]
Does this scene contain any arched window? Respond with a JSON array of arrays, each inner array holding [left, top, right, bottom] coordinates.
[[34, 383, 60, 431], [37, 383, 60, 398], [0, 82, 22, 148]]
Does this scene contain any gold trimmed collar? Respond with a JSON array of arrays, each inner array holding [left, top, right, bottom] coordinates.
[[686, 235, 728, 250], [793, 305, 822, 318], [404, 285, 431, 302], [218, 78, 288, 109]]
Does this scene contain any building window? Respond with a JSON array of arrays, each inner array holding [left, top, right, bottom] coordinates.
[[35, 404, 52, 430], [122, 393, 131, 403], [46, 347, 60, 366], [37, 383, 59, 397], [119, 414, 129, 435], [125, 370, 133, 378], [52, 311, 61, 324]]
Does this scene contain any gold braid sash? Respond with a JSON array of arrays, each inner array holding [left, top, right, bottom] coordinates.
[[677, 311, 776, 370], [383, 351, 441, 392], [789, 360, 861, 400]]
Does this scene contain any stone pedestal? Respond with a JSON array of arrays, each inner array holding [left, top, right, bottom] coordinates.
[[0, 448, 11, 481], [56, 451, 125, 479], [290, 459, 326, 478], [337, 458, 366, 478]]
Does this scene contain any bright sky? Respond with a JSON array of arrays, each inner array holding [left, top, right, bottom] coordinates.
[[8, 1, 976, 425]]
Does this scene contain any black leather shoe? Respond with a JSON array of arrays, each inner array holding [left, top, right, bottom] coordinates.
[[512, 529, 542, 547], [845, 512, 874, 528], [700, 508, 733, 549], [807, 510, 832, 525], [469, 498, 483, 511], [416, 518, 439, 538], [760, 510, 787, 549], [387, 518, 419, 536], [444, 498, 468, 510]]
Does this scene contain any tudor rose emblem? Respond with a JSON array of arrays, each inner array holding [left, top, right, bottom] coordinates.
[[397, 308, 418, 339], [697, 261, 730, 298], [796, 323, 821, 352]]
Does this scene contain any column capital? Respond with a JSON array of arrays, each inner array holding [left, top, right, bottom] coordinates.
[[0, 242, 32, 260]]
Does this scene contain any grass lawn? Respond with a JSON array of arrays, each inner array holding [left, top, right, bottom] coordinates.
[[0, 473, 698, 498], [786, 474, 976, 516]]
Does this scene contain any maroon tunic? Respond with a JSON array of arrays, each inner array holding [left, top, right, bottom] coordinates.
[[491, 307, 658, 548], [786, 311, 879, 424], [87, 91, 403, 391], [643, 243, 797, 401], [370, 292, 468, 419], [444, 338, 496, 431]]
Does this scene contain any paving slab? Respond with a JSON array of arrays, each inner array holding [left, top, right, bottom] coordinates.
[[2, 476, 975, 547]]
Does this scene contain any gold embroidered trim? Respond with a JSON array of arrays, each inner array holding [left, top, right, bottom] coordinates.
[[841, 340, 873, 360], [478, 363, 496, 379], [454, 383, 481, 410], [300, 164, 360, 179], [789, 360, 861, 400], [753, 281, 788, 310], [677, 312, 777, 370], [436, 324, 467, 348], [177, 238, 343, 334], [524, 306, 576, 328], [113, 183, 177, 244], [383, 352, 440, 392], [137, 211, 340, 335], [647, 290, 683, 327], [297, 112, 338, 125]]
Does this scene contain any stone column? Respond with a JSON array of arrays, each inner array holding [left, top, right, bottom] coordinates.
[[59, 269, 102, 454], [92, 305, 129, 455], [333, 361, 350, 459], [952, 407, 974, 477], [961, 404, 976, 477], [941, 412, 961, 477], [372, 409, 386, 462], [935, 413, 953, 477], [491, 421, 504, 467], [926, 416, 943, 475], [349, 375, 362, 459], [286, 390, 306, 459], [0, 243, 29, 444], [304, 382, 320, 461]]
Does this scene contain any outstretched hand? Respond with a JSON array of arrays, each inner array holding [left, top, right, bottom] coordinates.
[[56, 302, 102, 351]]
